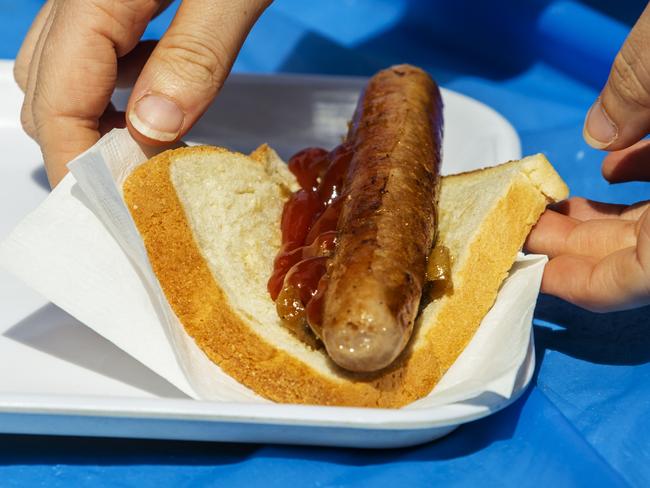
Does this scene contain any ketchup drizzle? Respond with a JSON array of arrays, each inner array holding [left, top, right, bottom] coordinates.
[[268, 143, 354, 340]]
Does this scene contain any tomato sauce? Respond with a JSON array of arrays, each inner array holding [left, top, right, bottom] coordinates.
[[268, 144, 354, 344]]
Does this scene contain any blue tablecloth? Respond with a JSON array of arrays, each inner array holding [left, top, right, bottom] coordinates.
[[2, 1, 649, 486]]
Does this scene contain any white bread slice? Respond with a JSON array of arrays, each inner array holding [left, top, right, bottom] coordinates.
[[123, 146, 568, 407]]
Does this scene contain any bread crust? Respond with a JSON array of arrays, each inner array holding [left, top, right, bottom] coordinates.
[[124, 147, 565, 407]]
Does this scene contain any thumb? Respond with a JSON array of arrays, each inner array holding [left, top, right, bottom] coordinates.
[[127, 0, 270, 144], [584, 3, 650, 151]]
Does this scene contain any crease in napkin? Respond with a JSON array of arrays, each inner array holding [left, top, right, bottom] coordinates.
[[0, 128, 545, 409]]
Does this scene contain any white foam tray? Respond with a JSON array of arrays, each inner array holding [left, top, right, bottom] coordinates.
[[0, 60, 525, 448]]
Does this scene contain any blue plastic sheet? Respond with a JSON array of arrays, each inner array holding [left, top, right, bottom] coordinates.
[[1, 1, 649, 486]]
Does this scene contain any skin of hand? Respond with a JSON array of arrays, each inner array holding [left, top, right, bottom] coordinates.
[[14, 0, 272, 188], [526, 5, 650, 312]]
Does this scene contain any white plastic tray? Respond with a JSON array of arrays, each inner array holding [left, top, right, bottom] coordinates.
[[0, 60, 525, 448]]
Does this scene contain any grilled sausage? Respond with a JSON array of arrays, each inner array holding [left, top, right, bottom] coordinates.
[[321, 64, 443, 372]]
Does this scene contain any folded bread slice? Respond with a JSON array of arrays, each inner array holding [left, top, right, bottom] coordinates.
[[123, 145, 568, 408]]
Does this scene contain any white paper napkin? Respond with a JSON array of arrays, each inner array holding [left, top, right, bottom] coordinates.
[[0, 128, 545, 408]]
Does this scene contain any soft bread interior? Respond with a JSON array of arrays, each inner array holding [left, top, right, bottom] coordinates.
[[124, 147, 568, 407], [169, 146, 343, 379], [413, 157, 568, 365]]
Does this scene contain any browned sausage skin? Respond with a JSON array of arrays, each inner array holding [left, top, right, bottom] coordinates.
[[322, 64, 443, 372]]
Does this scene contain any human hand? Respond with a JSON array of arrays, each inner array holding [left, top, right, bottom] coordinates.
[[526, 195, 649, 312], [14, 0, 271, 187], [526, 5, 650, 312]]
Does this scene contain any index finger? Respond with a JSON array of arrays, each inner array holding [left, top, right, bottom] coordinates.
[[541, 208, 650, 312], [525, 209, 637, 259], [30, 0, 160, 186]]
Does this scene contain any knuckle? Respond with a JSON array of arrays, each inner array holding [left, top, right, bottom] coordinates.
[[566, 196, 588, 211], [13, 60, 28, 91], [20, 103, 37, 139], [568, 196, 587, 205], [157, 32, 229, 89], [609, 44, 650, 109], [557, 282, 596, 311], [30, 91, 71, 138], [578, 289, 611, 314], [30, 88, 56, 119], [638, 214, 650, 271], [82, 0, 154, 53], [578, 300, 610, 314]]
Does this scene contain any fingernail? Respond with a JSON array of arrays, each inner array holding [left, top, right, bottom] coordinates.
[[583, 98, 618, 149], [129, 94, 184, 142]]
